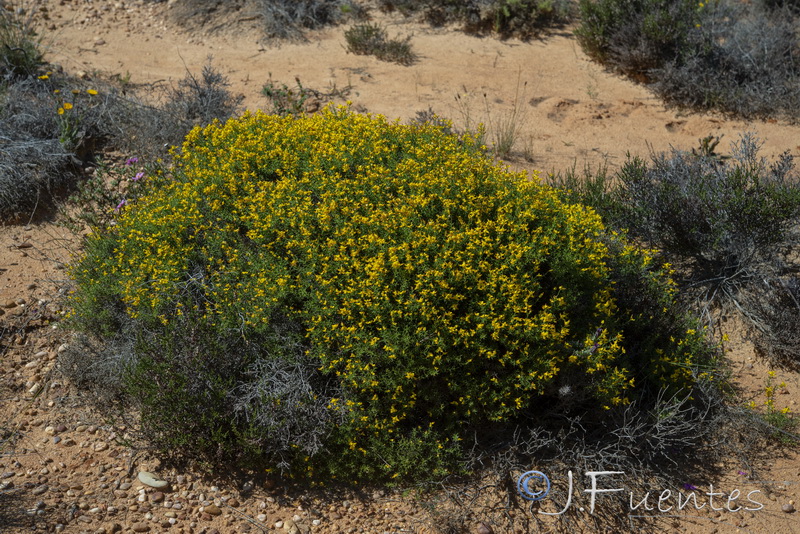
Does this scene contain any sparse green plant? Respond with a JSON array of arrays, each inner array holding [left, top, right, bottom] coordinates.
[[262, 76, 310, 116], [344, 23, 417, 65], [60, 156, 154, 234], [483, 75, 528, 158], [0, 55, 241, 222], [452, 91, 487, 148], [545, 161, 621, 221], [262, 75, 353, 117], [748, 371, 797, 444]]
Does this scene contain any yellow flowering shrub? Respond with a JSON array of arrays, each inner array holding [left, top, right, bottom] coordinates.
[[71, 107, 715, 480]]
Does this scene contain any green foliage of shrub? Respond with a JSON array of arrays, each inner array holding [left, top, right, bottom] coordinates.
[[69, 107, 716, 480], [575, 0, 698, 78], [576, 0, 800, 118]]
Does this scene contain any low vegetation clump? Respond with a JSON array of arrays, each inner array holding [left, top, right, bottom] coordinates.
[[380, 0, 573, 39], [344, 23, 416, 65], [65, 107, 720, 481], [576, 0, 800, 119]]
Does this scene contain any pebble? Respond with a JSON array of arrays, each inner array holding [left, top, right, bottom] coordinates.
[[783, 503, 796, 513], [94, 442, 108, 452], [31, 484, 48, 495], [204, 503, 222, 516], [138, 471, 169, 489], [131, 522, 150, 532], [476, 522, 494, 534], [150, 491, 164, 503]]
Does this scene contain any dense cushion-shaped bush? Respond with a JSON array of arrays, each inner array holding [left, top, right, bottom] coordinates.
[[69, 107, 714, 480]]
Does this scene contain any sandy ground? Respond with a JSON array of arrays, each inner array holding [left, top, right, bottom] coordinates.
[[2, 1, 800, 533]]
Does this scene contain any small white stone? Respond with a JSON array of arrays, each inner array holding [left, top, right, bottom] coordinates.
[[138, 471, 169, 489]]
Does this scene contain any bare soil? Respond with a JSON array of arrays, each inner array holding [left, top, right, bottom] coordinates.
[[2, 1, 800, 533]]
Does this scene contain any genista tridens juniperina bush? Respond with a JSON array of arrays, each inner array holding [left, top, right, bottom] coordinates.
[[68, 107, 716, 481]]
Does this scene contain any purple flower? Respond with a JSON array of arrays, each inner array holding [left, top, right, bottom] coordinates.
[[125, 157, 139, 166], [738, 470, 747, 476], [115, 199, 128, 211], [132, 172, 144, 181], [682, 483, 698, 491]]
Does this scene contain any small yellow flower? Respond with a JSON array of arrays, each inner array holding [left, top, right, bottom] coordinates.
[[63, 102, 73, 110], [53, 89, 61, 95], [87, 89, 98, 96], [71, 89, 80, 95], [38, 74, 49, 80], [57, 107, 65, 115]]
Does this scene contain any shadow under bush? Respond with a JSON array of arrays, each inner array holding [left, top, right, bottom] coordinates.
[[67, 107, 722, 482]]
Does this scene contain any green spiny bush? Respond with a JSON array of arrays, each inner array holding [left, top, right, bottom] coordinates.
[[67, 107, 718, 481]]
